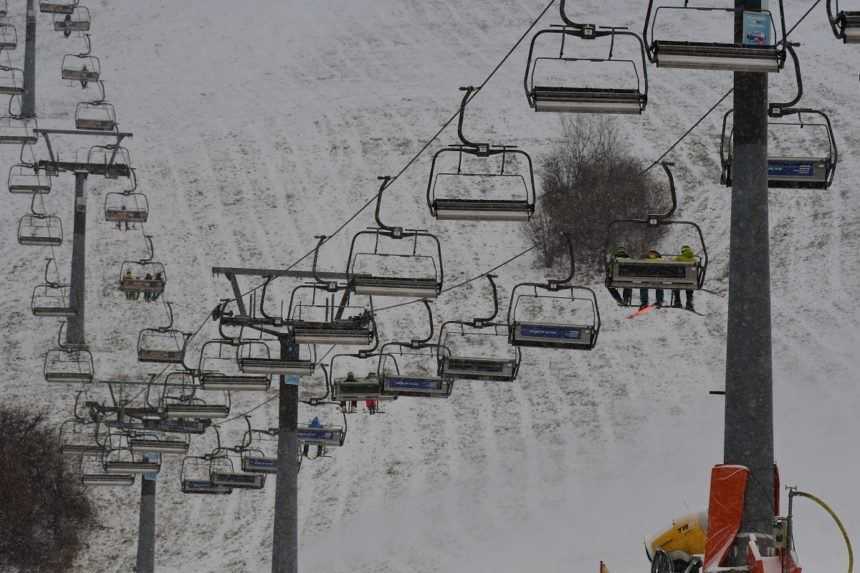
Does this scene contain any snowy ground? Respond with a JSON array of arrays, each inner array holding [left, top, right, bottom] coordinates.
[[0, 0, 857, 571]]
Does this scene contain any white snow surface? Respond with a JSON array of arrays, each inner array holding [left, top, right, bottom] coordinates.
[[0, 0, 858, 571]]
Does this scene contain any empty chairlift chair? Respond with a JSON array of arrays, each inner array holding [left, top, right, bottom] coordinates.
[[347, 177, 444, 298], [180, 456, 232, 494], [427, 86, 536, 220], [8, 163, 51, 194], [604, 164, 708, 308], [18, 213, 63, 246], [197, 339, 273, 392], [643, 0, 787, 72], [129, 434, 189, 456], [103, 446, 161, 475], [0, 65, 24, 96], [0, 23, 18, 50], [721, 107, 837, 190], [44, 345, 94, 384], [285, 275, 377, 347], [437, 275, 521, 382], [236, 338, 315, 377], [76, 101, 116, 131], [88, 144, 132, 178], [40, 1, 78, 14], [137, 302, 188, 364], [80, 455, 135, 487], [525, 6, 649, 114], [378, 342, 454, 399], [828, 0, 860, 43], [208, 454, 266, 490], [32, 258, 75, 317], [54, 5, 91, 37], [0, 115, 38, 145], [239, 423, 278, 474], [58, 419, 105, 457], [508, 235, 601, 350]]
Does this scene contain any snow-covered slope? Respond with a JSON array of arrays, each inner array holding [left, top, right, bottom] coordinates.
[[0, 1, 857, 571]]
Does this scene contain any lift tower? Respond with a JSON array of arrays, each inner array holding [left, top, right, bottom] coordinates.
[[724, 0, 774, 564]]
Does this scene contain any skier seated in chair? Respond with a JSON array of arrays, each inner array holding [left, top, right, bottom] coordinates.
[[639, 249, 665, 310], [607, 245, 633, 306], [670, 245, 697, 312]]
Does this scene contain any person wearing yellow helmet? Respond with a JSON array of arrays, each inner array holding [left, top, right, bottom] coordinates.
[[671, 245, 697, 311]]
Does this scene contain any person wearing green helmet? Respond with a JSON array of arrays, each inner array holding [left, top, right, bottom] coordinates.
[[671, 245, 697, 311], [640, 249, 665, 309], [608, 245, 633, 306]]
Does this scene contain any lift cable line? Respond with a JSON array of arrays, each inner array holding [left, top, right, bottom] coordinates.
[[639, 0, 824, 176]]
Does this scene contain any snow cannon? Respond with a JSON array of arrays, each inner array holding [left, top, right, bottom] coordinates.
[[645, 511, 708, 566]]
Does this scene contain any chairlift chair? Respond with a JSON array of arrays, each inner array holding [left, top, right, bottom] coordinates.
[[378, 342, 454, 398], [525, 8, 649, 114], [197, 339, 273, 391], [427, 87, 536, 220], [828, 1, 860, 42], [508, 235, 601, 350], [437, 275, 521, 382], [61, 53, 100, 85], [8, 163, 51, 194], [0, 0, 7, 17], [54, 5, 91, 36], [138, 302, 188, 363], [0, 115, 37, 144], [88, 144, 131, 178], [286, 281, 377, 347], [40, 1, 78, 14], [119, 236, 166, 300], [129, 436, 189, 456], [236, 338, 315, 377], [0, 23, 18, 50], [59, 418, 105, 457], [44, 345, 94, 382], [18, 213, 63, 246], [347, 177, 444, 298], [81, 473, 135, 487], [76, 100, 116, 131], [180, 456, 232, 494], [604, 164, 708, 301], [720, 108, 837, 189], [32, 283, 75, 317], [103, 446, 161, 475], [0, 66, 24, 96], [163, 402, 230, 419], [105, 191, 148, 225], [239, 424, 278, 474], [209, 455, 266, 490], [643, 1, 786, 72]]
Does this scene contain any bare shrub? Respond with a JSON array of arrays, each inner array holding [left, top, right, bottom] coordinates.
[[526, 117, 668, 275], [0, 406, 94, 572]]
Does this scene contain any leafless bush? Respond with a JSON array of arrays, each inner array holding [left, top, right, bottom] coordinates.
[[0, 406, 94, 572], [526, 117, 667, 275]]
